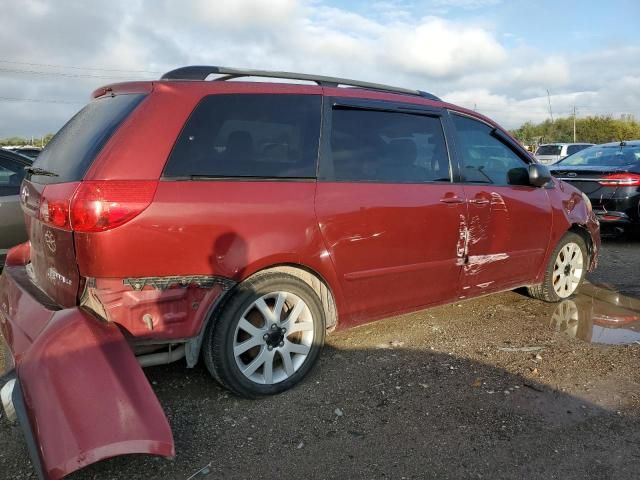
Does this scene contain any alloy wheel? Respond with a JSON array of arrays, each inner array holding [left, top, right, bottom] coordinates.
[[552, 242, 584, 298], [233, 291, 315, 385]]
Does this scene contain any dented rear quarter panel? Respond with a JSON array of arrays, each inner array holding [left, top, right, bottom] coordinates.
[[73, 181, 346, 339]]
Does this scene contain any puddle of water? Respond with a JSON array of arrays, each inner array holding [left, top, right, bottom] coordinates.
[[550, 282, 640, 345]]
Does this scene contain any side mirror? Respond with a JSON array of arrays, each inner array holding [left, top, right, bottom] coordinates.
[[528, 163, 552, 187]]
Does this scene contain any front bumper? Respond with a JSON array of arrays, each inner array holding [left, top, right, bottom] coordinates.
[[0, 266, 175, 479]]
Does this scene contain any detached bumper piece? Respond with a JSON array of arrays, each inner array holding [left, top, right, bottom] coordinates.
[[0, 267, 175, 479]]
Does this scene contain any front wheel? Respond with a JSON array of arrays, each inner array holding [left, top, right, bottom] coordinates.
[[527, 232, 588, 302], [202, 272, 326, 398]]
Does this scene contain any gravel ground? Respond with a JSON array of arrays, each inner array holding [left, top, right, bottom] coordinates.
[[1, 235, 639, 480]]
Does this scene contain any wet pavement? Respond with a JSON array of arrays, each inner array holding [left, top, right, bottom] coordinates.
[[550, 282, 640, 345], [0, 233, 639, 479]]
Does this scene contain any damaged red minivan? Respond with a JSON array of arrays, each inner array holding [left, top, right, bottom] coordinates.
[[0, 66, 600, 478]]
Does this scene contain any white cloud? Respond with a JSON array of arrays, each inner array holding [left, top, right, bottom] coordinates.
[[0, 0, 638, 136], [382, 17, 507, 77], [430, 0, 502, 9]]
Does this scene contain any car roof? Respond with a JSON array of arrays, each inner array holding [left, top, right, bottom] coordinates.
[[596, 140, 640, 147], [0, 147, 33, 164], [538, 143, 594, 147]]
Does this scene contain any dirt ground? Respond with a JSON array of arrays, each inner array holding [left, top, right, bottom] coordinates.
[[1, 234, 639, 480]]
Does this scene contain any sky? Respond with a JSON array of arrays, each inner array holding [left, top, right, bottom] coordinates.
[[0, 0, 639, 138]]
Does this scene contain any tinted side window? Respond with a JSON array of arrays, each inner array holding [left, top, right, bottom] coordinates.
[[451, 114, 528, 185], [31, 93, 146, 185], [164, 95, 321, 178], [327, 108, 450, 183], [0, 157, 26, 195]]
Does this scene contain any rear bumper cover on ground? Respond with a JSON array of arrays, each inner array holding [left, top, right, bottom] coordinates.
[[0, 266, 175, 479]]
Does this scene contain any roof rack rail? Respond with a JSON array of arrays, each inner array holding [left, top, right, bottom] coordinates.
[[160, 66, 441, 101]]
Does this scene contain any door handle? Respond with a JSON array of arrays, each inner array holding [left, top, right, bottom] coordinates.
[[468, 198, 490, 205], [439, 196, 465, 205]]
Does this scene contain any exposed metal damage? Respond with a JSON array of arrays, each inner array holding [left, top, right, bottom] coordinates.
[[123, 275, 235, 291], [80, 275, 236, 340]]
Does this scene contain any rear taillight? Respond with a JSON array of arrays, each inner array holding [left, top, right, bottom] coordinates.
[[37, 181, 157, 232], [36, 182, 80, 231], [598, 173, 640, 187], [70, 181, 157, 232]]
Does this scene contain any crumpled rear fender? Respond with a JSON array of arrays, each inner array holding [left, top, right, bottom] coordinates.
[[6, 301, 174, 479]]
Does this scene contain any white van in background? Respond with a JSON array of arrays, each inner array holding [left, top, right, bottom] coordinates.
[[535, 143, 594, 164]]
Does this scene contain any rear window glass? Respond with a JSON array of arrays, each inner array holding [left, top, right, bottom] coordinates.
[[31, 93, 146, 184], [557, 145, 640, 167], [326, 108, 450, 183], [566, 144, 591, 155], [0, 155, 28, 196], [536, 145, 562, 156], [164, 94, 321, 178]]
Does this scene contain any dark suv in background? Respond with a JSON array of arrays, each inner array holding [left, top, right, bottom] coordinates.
[[0, 66, 599, 479]]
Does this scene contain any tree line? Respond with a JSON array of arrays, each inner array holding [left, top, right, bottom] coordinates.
[[510, 114, 640, 146], [0, 134, 54, 147]]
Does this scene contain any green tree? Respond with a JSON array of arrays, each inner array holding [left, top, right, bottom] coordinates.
[[0, 134, 55, 147], [511, 115, 640, 146]]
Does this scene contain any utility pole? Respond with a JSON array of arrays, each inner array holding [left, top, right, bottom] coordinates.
[[546, 90, 554, 123], [572, 105, 577, 142]]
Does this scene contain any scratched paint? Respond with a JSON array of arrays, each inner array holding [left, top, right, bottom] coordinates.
[[456, 214, 469, 259]]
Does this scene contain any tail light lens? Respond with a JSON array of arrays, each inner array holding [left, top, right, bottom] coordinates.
[[70, 181, 158, 232], [37, 181, 157, 232], [598, 173, 640, 186]]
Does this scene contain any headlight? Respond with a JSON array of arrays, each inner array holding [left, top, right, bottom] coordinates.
[[581, 192, 592, 213]]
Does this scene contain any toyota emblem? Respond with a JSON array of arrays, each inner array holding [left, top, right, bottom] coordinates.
[[44, 230, 56, 253]]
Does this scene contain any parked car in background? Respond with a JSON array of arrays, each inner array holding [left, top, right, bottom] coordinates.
[[535, 143, 594, 165], [550, 141, 640, 233], [2, 146, 42, 160], [0, 66, 600, 479], [0, 149, 31, 267]]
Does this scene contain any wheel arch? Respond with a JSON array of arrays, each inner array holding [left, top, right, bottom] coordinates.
[[186, 262, 339, 368], [241, 263, 338, 331], [568, 223, 595, 264]]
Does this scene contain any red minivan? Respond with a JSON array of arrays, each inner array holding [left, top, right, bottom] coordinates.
[[0, 66, 600, 478]]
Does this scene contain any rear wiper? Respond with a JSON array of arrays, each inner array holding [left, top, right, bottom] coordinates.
[[25, 166, 59, 177]]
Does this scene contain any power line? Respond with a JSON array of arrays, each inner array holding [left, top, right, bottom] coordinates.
[[0, 58, 163, 75], [0, 96, 84, 105], [0, 66, 153, 80]]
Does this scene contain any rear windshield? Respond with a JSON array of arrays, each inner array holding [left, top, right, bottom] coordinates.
[[30, 93, 146, 184], [163, 94, 321, 179], [566, 144, 591, 155], [536, 145, 562, 156], [557, 144, 640, 167]]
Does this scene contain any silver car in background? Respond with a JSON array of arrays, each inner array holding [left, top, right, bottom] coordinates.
[[535, 143, 594, 165], [0, 149, 31, 266]]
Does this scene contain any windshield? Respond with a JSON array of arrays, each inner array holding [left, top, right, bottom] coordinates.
[[556, 144, 640, 167], [536, 145, 562, 156]]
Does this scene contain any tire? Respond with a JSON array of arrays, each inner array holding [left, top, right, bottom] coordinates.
[[527, 232, 588, 303], [202, 272, 326, 398]]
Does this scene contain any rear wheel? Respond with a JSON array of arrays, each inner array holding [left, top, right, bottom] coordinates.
[[527, 232, 587, 302], [202, 272, 326, 398]]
